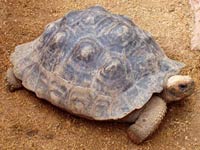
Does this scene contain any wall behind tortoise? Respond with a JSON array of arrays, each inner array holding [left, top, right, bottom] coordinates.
[[0, 0, 200, 149]]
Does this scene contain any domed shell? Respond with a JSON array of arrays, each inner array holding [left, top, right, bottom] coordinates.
[[11, 6, 185, 120]]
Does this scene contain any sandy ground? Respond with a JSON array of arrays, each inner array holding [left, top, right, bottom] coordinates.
[[0, 0, 200, 149]]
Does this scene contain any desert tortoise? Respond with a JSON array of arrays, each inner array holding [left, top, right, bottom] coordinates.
[[6, 6, 195, 144]]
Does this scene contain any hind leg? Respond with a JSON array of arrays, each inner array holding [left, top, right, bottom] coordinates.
[[6, 68, 22, 92], [127, 96, 167, 144]]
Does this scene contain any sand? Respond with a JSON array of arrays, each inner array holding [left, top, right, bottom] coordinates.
[[0, 0, 200, 149]]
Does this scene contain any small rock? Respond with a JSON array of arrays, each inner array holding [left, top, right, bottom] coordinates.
[[185, 136, 188, 140]]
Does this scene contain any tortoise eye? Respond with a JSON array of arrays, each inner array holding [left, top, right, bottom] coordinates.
[[178, 84, 188, 91]]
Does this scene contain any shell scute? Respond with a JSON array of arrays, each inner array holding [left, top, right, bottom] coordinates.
[[35, 70, 49, 99]]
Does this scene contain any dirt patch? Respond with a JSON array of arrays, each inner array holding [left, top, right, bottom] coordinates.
[[0, 0, 200, 149]]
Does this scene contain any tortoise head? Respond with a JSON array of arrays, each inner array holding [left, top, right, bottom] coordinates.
[[162, 75, 195, 103]]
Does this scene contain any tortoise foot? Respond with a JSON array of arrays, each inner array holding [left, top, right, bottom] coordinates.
[[127, 96, 167, 144], [6, 68, 22, 92]]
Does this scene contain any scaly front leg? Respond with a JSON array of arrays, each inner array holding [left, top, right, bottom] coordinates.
[[127, 96, 167, 144]]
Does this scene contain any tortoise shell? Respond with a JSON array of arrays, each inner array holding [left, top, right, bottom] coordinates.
[[11, 6, 184, 120]]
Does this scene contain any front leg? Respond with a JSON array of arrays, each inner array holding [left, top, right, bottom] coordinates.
[[127, 96, 167, 144], [6, 68, 22, 92]]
